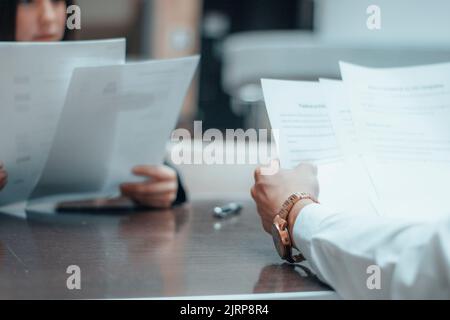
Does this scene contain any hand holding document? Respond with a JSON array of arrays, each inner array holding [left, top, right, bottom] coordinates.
[[262, 79, 378, 216], [32, 56, 199, 200], [263, 61, 450, 221], [0, 39, 199, 215]]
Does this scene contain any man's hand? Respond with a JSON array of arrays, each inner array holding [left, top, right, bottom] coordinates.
[[251, 162, 319, 234], [0, 162, 7, 191], [120, 165, 178, 209]]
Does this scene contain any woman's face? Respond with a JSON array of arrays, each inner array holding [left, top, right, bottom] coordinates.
[[15, 0, 67, 41]]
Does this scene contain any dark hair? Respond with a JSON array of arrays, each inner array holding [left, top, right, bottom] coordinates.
[[0, 0, 75, 41]]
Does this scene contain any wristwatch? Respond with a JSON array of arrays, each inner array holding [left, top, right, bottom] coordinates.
[[271, 192, 319, 263]]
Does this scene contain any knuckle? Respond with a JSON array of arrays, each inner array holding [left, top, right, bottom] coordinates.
[[135, 165, 150, 174], [168, 168, 177, 179], [254, 167, 262, 180], [170, 181, 178, 191], [250, 186, 256, 199], [139, 184, 152, 194], [165, 201, 173, 208], [160, 201, 172, 208], [168, 192, 177, 202], [160, 166, 177, 179], [255, 180, 265, 189]]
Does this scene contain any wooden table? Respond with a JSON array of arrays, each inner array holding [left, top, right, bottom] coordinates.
[[0, 194, 335, 299]]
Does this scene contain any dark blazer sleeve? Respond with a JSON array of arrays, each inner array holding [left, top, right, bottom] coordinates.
[[164, 161, 187, 206], [174, 171, 187, 205]]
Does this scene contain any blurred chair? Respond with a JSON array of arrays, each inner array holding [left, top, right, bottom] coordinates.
[[222, 0, 450, 130]]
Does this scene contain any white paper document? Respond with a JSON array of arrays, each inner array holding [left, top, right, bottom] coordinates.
[[261, 79, 378, 216], [31, 56, 199, 200], [319, 79, 359, 157], [341, 62, 450, 220], [261, 79, 341, 168], [319, 78, 379, 206], [0, 39, 126, 210]]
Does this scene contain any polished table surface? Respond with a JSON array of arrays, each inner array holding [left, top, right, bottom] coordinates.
[[0, 196, 334, 299]]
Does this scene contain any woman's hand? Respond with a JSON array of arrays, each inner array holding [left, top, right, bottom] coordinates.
[[120, 165, 178, 209], [251, 162, 319, 234], [0, 162, 7, 191]]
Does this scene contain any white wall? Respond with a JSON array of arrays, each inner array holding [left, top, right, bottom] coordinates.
[[315, 0, 450, 48]]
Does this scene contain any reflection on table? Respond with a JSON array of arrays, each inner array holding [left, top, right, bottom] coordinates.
[[0, 198, 333, 299]]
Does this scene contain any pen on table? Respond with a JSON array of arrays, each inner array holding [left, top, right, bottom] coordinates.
[[213, 202, 243, 219]]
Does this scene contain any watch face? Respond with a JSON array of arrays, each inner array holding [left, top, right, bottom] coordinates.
[[271, 223, 287, 259]]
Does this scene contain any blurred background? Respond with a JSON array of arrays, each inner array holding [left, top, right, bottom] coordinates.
[[73, 0, 450, 133]]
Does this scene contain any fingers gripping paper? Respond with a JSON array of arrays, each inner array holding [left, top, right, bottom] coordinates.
[[32, 56, 199, 199]]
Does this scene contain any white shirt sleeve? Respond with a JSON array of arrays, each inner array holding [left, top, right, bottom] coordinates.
[[293, 204, 450, 299]]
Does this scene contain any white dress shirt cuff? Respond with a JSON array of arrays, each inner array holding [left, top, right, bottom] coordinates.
[[292, 203, 338, 261]]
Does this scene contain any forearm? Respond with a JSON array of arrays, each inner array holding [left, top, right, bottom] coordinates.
[[291, 204, 450, 299]]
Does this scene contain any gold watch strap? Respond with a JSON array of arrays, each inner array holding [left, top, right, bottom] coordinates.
[[277, 192, 319, 264], [277, 192, 319, 220]]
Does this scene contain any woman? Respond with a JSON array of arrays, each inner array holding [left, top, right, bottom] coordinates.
[[0, 0, 186, 208]]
